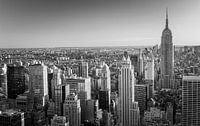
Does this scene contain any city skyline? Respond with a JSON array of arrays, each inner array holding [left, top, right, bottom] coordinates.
[[0, 0, 200, 48]]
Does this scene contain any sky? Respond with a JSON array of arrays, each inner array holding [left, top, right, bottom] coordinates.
[[0, 0, 199, 48]]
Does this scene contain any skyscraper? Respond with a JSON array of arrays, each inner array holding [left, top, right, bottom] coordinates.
[[118, 52, 136, 126], [78, 61, 88, 78], [65, 76, 91, 123], [99, 63, 111, 112], [135, 84, 147, 115], [52, 66, 62, 115], [7, 65, 26, 99], [99, 90, 110, 112], [144, 57, 155, 98], [182, 76, 200, 126], [0, 64, 7, 98], [101, 63, 111, 91], [63, 94, 81, 126], [29, 63, 48, 106], [139, 49, 144, 77], [160, 9, 174, 89], [0, 109, 25, 126]]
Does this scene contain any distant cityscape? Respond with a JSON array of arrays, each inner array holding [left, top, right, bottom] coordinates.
[[0, 11, 200, 126]]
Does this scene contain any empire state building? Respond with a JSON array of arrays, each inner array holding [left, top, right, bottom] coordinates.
[[160, 9, 174, 89]]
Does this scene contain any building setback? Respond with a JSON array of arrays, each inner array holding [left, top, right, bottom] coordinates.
[[160, 9, 174, 89]]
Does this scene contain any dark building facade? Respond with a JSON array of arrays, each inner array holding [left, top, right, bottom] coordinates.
[[135, 84, 147, 115], [0, 110, 24, 126], [7, 65, 26, 99], [48, 73, 53, 100], [99, 90, 110, 112]]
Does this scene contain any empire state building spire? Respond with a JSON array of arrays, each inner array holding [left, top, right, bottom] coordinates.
[[160, 8, 174, 89], [165, 8, 168, 28]]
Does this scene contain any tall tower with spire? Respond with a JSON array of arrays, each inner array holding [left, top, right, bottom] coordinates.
[[160, 9, 174, 89]]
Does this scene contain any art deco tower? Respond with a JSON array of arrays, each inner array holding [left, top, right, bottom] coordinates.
[[118, 52, 140, 126], [160, 9, 174, 89]]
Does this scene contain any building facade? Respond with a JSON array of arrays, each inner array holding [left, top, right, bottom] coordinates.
[[160, 9, 174, 89], [63, 94, 81, 126], [118, 52, 136, 126], [51, 115, 69, 126], [7, 65, 26, 99], [29, 64, 48, 106], [182, 76, 200, 126]]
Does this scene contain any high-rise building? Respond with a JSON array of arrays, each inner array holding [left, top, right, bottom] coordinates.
[[132, 102, 140, 126], [160, 9, 174, 89], [29, 64, 48, 106], [139, 49, 144, 77], [48, 68, 53, 100], [145, 59, 154, 81], [63, 94, 81, 126], [100, 110, 112, 126], [166, 103, 174, 124], [51, 115, 69, 126], [0, 109, 25, 126], [85, 99, 96, 123], [118, 52, 136, 126], [135, 84, 147, 115], [182, 76, 200, 126], [99, 90, 110, 112], [7, 65, 26, 99], [52, 66, 62, 115], [98, 63, 111, 112], [65, 76, 91, 100], [78, 61, 88, 78], [144, 58, 155, 98], [16, 91, 29, 111], [101, 63, 111, 91], [65, 76, 91, 122], [0, 64, 7, 98]]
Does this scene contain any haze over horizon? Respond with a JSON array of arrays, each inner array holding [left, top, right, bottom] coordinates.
[[0, 0, 200, 48]]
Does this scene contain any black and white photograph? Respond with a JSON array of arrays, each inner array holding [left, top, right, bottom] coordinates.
[[0, 0, 199, 126]]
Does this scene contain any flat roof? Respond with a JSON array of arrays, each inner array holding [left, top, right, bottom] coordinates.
[[183, 76, 200, 81]]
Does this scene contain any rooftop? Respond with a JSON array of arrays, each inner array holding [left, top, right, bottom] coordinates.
[[0, 109, 22, 116], [183, 76, 200, 81]]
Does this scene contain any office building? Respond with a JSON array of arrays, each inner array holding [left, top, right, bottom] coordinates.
[[0, 109, 24, 126], [182, 76, 200, 126], [145, 59, 154, 81], [144, 58, 155, 98], [65, 76, 91, 122], [29, 63, 48, 106], [100, 63, 111, 91], [135, 84, 147, 115], [7, 65, 26, 99], [0, 64, 7, 98], [132, 102, 140, 126], [52, 66, 62, 115], [63, 94, 81, 126], [100, 63, 111, 112], [118, 52, 136, 126], [138, 49, 144, 77], [85, 99, 96, 123], [160, 9, 174, 89], [78, 61, 88, 78], [16, 91, 29, 111], [100, 110, 112, 126], [48, 68, 53, 100], [166, 103, 174, 124], [51, 115, 69, 126], [65, 76, 91, 99], [99, 90, 110, 112]]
